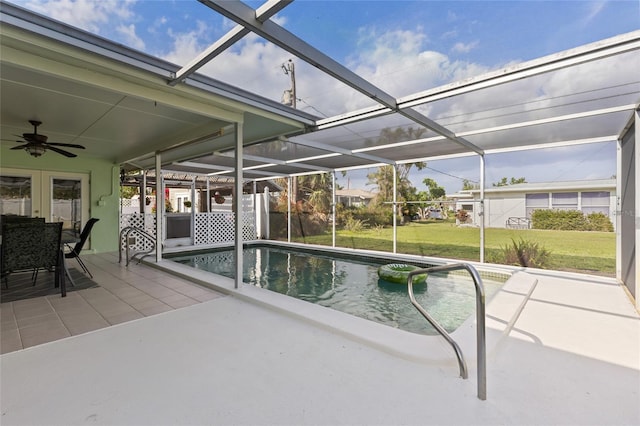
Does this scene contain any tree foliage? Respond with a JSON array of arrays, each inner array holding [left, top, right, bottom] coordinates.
[[120, 186, 138, 199], [462, 179, 479, 190], [367, 163, 425, 216], [274, 172, 337, 213], [364, 126, 429, 214], [422, 178, 446, 200], [493, 177, 527, 187]]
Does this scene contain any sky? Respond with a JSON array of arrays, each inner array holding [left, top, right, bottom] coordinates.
[[9, 0, 640, 193]]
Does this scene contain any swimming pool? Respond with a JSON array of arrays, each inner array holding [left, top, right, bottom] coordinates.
[[168, 244, 508, 336]]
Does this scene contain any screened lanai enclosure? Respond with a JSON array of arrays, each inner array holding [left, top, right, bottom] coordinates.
[[0, 1, 639, 306]]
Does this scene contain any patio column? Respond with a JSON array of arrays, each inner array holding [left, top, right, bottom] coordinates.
[[393, 165, 397, 254], [206, 179, 210, 213], [332, 171, 336, 248], [287, 177, 292, 242], [263, 186, 270, 240], [138, 172, 145, 214], [155, 152, 163, 262], [480, 155, 486, 263], [234, 121, 244, 290], [142, 170, 148, 231], [190, 176, 195, 245]]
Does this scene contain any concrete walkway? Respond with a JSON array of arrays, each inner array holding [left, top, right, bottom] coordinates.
[[1, 270, 638, 425]]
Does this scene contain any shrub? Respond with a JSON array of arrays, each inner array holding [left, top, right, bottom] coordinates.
[[455, 209, 470, 223], [291, 212, 328, 237], [339, 206, 392, 228], [498, 238, 551, 268], [343, 216, 367, 232], [532, 209, 585, 230], [531, 209, 613, 232], [269, 211, 329, 239], [585, 212, 614, 232]]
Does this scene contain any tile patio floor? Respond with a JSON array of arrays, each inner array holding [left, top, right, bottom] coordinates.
[[0, 252, 224, 354]]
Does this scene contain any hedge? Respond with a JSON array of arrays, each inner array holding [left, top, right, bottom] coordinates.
[[531, 209, 613, 232]]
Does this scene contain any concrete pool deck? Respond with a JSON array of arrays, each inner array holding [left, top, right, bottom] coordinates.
[[1, 255, 639, 425]]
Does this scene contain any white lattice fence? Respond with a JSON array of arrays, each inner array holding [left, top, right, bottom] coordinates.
[[120, 213, 156, 252], [194, 212, 256, 245], [120, 211, 256, 248]]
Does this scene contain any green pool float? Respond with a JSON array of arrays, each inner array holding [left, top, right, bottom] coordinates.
[[377, 263, 427, 285]]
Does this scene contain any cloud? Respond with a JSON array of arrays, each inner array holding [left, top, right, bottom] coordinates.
[[147, 16, 168, 35], [581, 0, 607, 26], [162, 20, 212, 65], [24, 0, 136, 35], [117, 24, 145, 51], [347, 27, 460, 97], [451, 40, 479, 54]]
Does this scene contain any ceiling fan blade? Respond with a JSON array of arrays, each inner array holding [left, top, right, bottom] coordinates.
[[46, 142, 86, 149], [10, 144, 28, 150], [47, 145, 77, 158]]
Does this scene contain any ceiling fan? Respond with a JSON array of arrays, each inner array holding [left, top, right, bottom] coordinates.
[[9, 120, 86, 158]]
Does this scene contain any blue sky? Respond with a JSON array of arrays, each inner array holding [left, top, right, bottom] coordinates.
[[11, 0, 640, 192]]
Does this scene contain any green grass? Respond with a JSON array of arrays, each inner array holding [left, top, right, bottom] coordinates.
[[290, 219, 615, 276]]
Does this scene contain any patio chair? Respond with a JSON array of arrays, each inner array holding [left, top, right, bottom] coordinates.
[[1, 222, 41, 288], [65, 218, 99, 278], [1, 222, 66, 296], [32, 222, 66, 292]]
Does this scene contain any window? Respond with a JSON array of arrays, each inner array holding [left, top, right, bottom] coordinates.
[[525, 193, 548, 217], [582, 191, 610, 216], [552, 192, 578, 211], [0, 175, 32, 216]]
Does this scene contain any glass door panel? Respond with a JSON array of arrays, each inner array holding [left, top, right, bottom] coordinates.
[[0, 174, 33, 216], [51, 178, 82, 233], [0, 168, 41, 217], [42, 171, 89, 240], [0, 169, 89, 245]]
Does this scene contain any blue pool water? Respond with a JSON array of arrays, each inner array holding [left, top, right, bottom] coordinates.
[[169, 245, 506, 335]]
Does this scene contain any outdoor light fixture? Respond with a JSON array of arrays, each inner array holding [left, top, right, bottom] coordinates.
[[26, 145, 46, 157]]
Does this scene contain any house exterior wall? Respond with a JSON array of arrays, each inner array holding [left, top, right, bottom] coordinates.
[[455, 180, 617, 230], [484, 193, 525, 228], [1, 145, 119, 253]]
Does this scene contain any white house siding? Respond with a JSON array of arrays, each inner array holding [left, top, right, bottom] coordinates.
[[451, 179, 616, 230], [485, 193, 526, 228]]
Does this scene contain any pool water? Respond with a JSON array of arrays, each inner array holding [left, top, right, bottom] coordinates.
[[169, 246, 506, 335]]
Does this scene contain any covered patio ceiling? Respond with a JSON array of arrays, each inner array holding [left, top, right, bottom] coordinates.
[[1, 1, 639, 181]]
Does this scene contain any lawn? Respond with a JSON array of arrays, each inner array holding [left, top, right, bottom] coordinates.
[[290, 219, 616, 276]]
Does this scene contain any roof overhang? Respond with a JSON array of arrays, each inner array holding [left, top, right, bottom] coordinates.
[[0, 2, 316, 170]]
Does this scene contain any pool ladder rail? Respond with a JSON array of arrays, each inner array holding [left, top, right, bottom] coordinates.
[[407, 263, 487, 401], [119, 226, 156, 266]]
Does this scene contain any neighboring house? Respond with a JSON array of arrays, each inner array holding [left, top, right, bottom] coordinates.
[[448, 179, 616, 229], [336, 189, 377, 208]]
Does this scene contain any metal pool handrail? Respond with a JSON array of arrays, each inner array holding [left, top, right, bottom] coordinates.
[[119, 226, 156, 266], [407, 263, 486, 401]]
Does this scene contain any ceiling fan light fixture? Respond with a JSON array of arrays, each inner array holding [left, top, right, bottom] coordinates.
[[27, 145, 46, 157]]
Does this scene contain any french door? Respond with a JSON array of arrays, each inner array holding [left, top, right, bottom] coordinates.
[[0, 168, 90, 234]]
